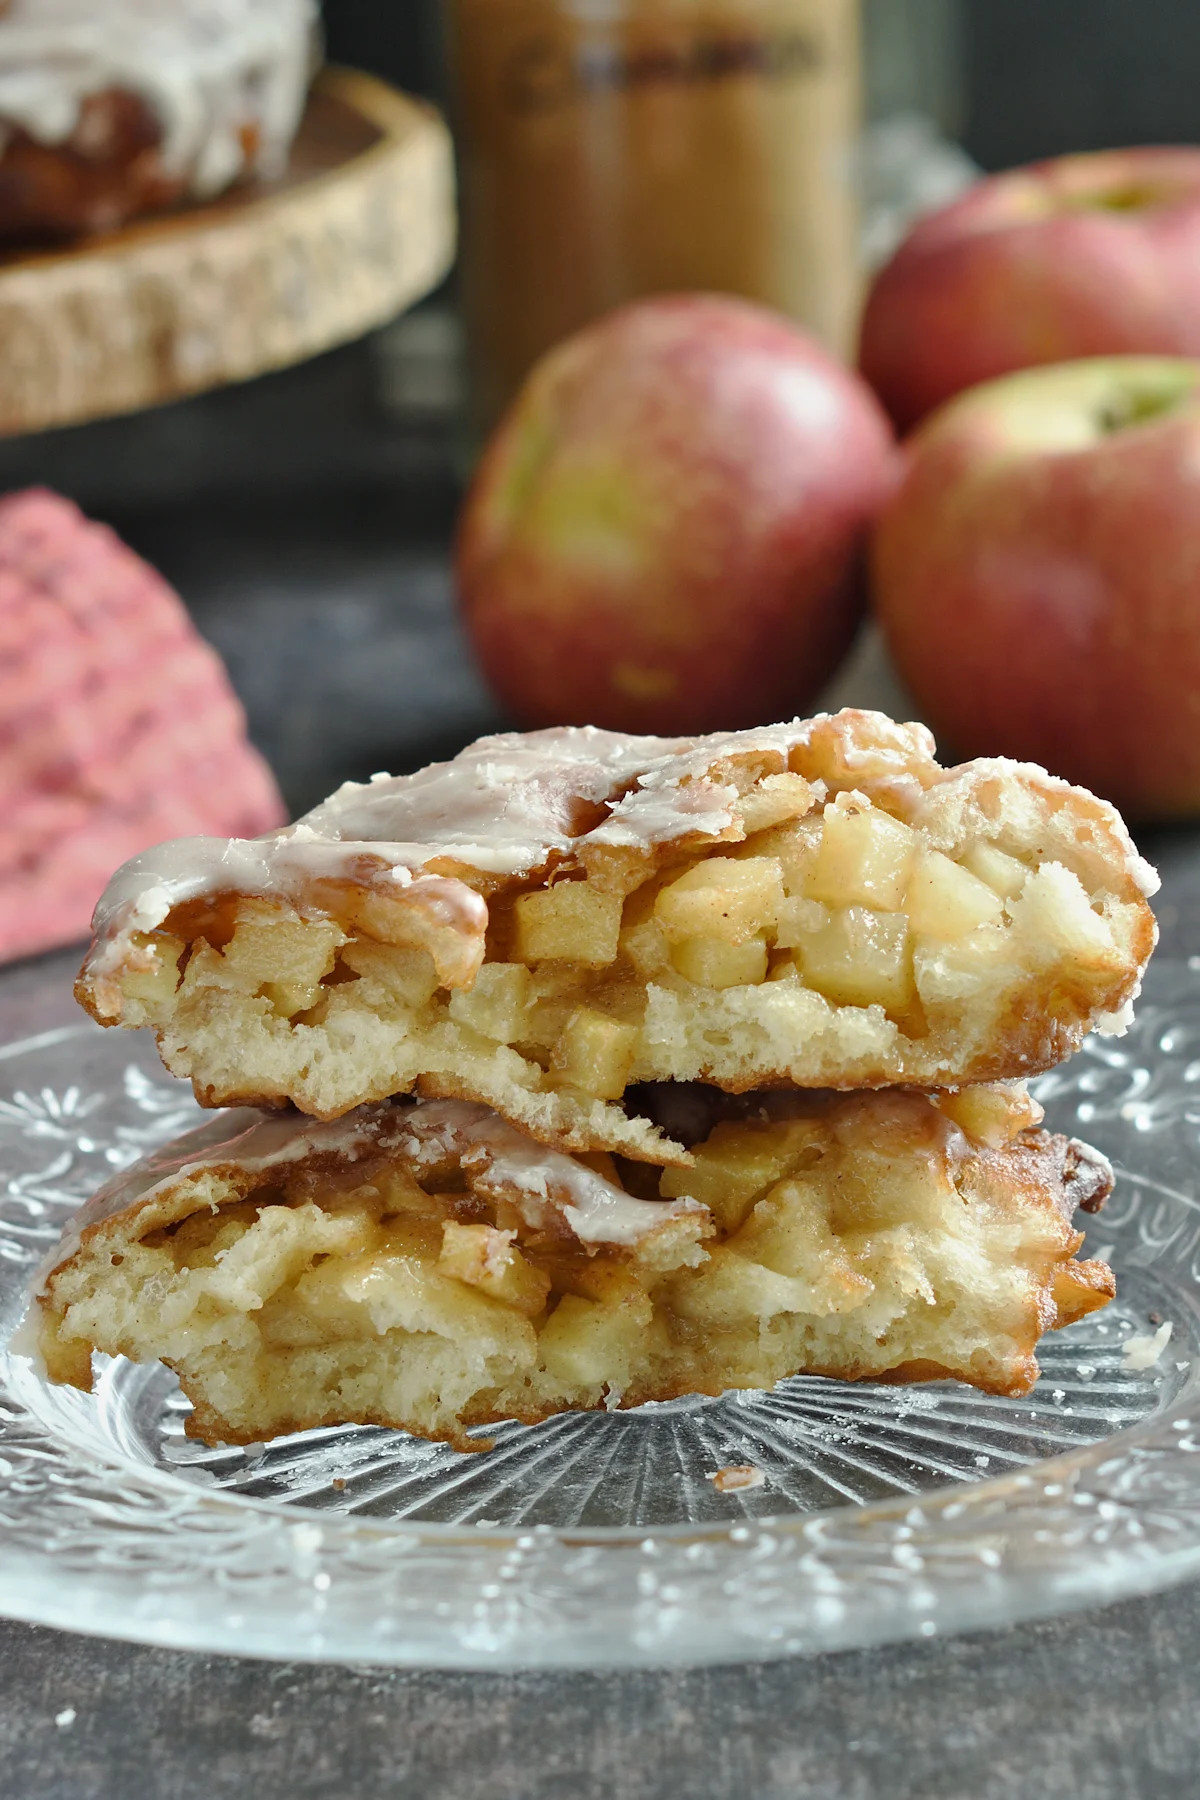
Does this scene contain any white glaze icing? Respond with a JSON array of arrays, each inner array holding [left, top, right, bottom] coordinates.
[[0, 0, 316, 194], [28, 1093, 708, 1298], [392, 1098, 707, 1247], [80, 714, 1161, 1004], [31, 1104, 386, 1287], [83, 721, 809, 985]]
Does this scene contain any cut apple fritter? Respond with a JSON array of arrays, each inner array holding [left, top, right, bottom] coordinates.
[[75, 710, 1158, 1164], [26, 1084, 1115, 1449]]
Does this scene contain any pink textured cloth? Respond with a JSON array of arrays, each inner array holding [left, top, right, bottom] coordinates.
[[0, 488, 285, 962]]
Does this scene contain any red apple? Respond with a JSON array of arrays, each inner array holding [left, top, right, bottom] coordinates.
[[456, 295, 896, 735], [860, 147, 1200, 434], [871, 356, 1200, 819]]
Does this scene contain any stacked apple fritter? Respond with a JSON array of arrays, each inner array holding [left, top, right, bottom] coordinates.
[[27, 711, 1155, 1444], [77, 711, 1155, 1159], [34, 1087, 1114, 1448]]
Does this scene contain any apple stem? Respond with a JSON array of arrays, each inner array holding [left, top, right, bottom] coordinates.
[[1097, 384, 1194, 435]]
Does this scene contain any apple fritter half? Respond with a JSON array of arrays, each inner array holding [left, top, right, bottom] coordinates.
[[76, 709, 1157, 1165], [26, 1084, 1115, 1450]]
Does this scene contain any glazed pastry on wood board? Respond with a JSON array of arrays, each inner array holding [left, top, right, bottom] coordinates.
[[0, 0, 317, 237], [27, 1083, 1115, 1449], [76, 710, 1158, 1166]]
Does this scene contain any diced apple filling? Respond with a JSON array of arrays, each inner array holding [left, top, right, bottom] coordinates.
[[806, 804, 917, 910], [907, 851, 1005, 940], [654, 857, 787, 945], [468, 795, 1124, 1099], [550, 1007, 640, 1098], [438, 1221, 552, 1317], [962, 842, 1029, 900], [933, 1082, 1044, 1149], [513, 881, 624, 966], [670, 934, 769, 990], [448, 963, 532, 1043], [659, 1115, 826, 1232], [126, 783, 1131, 1124], [790, 906, 916, 1015]]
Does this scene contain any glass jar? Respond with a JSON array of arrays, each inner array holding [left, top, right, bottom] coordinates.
[[448, 0, 862, 430]]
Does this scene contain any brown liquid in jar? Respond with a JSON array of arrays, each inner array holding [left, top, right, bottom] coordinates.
[[450, 0, 862, 431]]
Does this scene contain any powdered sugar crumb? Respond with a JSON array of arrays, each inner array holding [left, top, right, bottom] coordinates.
[[1123, 1320, 1173, 1370]]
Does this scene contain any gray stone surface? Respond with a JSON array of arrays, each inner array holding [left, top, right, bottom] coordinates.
[[2, 1580, 1199, 1800]]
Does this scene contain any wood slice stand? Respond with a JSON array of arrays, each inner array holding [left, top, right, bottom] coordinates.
[[0, 68, 456, 437]]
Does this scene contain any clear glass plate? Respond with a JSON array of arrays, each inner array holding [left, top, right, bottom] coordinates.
[[2, 963, 1200, 1668]]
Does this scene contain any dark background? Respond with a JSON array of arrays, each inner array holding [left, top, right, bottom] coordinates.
[[964, 0, 1200, 170], [321, 2, 446, 104]]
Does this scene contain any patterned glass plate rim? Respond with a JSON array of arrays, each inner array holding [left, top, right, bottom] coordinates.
[[2, 963, 1200, 1668]]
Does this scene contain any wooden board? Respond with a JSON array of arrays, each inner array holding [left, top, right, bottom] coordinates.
[[0, 68, 456, 438]]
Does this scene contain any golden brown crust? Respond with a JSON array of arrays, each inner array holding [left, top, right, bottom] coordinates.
[[180, 1387, 494, 1456], [176, 1350, 1060, 1454], [413, 1068, 693, 1166], [870, 1357, 1038, 1396], [1050, 1256, 1117, 1326]]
